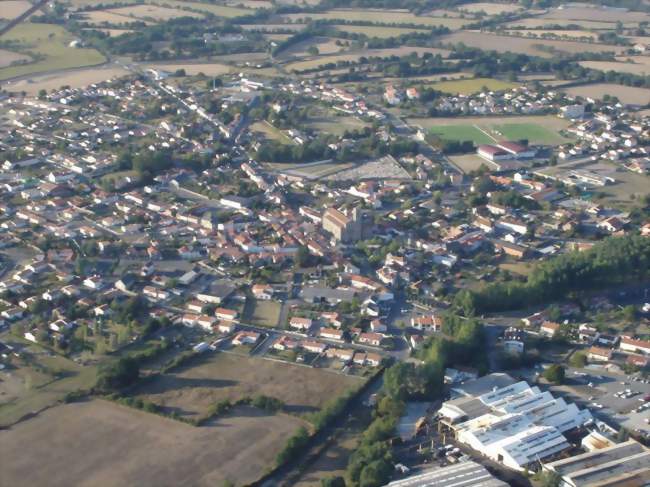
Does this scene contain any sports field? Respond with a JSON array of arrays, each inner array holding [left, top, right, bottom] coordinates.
[[493, 123, 565, 144], [432, 77, 518, 95], [428, 124, 494, 145]]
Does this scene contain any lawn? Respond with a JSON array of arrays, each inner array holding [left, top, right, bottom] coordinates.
[[243, 298, 281, 327], [0, 399, 306, 487], [129, 351, 363, 417], [428, 124, 495, 145], [432, 77, 518, 95], [494, 123, 566, 144], [0, 23, 106, 81]]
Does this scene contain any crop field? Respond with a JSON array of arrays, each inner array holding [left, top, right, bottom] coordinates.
[[277, 36, 347, 59], [504, 29, 600, 41], [580, 56, 650, 76], [4, 65, 129, 94], [0, 48, 31, 68], [79, 10, 157, 25], [241, 23, 306, 32], [279, 9, 474, 28], [0, 399, 305, 486], [284, 46, 449, 72], [333, 25, 429, 38], [439, 31, 626, 57], [0, 0, 32, 19], [562, 83, 650, 105], [409, 115, 572, 145], [431, 77, 518, 95], [142, 62, 232, 76], [99, 4, 205, 22], [539, 6, 650, 23], [0, 23, 106, 81], [129, 352, 362, 417], [83, 27, 133, 36], [504, 18, 630, 30], [458, 2, 522, 15], [145, 0, 252, 18]]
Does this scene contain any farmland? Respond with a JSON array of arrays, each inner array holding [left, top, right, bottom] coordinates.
[[431, 77, 518, 95], [142, 62, 232, 76], [504, 18, 631, 30], [4, 65, 130, 94], [561, 83, 650, 105], [128, 352, 363, 417], [580, 58, 650, 76], [0, 399, 305, 486], [409, 115, 571, 146], [458, 2, 522, 15], [539, 5, 650, 23], [0, 48, 30, 68], [439, 31, 626, 57], [279, 9, 474, 29], [0, 0, 33, 19], [333, 25, 429, 39], [0, 23, 105, 81], [276, 36, 347, 59]]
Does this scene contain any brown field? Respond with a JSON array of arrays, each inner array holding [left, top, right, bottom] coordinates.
[[579, 58, 650, 76], [448, 154, 491, 173], [539, 6, 650, 23], [284, 46, 450, 71], [439, 31, 626, 57], [562, 83, 650, 105], [504, 18, 629, 30], [4, 66, 130, 94], [277, 36, 347, 59], [504, 29, 600, 41], [0, 0, 33, 19], [279, 9, 473, 29], [241, 23, 307, 32], [333, 24, 429, 39], [0, 48, 31, 68], [142, 62, 232, 76], [458, 2, 522, 15], [79, 9, 157, 25], [0, 399, 305, 487], [83, 27, 133, 36], [105, 4, 204, 21], [145, 0, 252, 18], [226, 0, 272, 8], [129, 352, 363, 417]]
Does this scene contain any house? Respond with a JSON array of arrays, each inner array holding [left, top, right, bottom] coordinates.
[[215, 307, 238, 322], [49, 319, 74, 333], [320, 312, 342, 328], [327, 348, 354, 362], [353, 351, 367, 365], [196, 315, 217, 331], [252, 283, 274, 300], [619, 336, 650, 355], [370, 319, 387, 333], [273, 335, 299, 351], [232, 331, 260, 345], [540, 321, 560, 338], [411, 314, 441, 333], [196, 282, 235, 304], [319, 328, 343, 341], [289, 316, 312, 331], [357, 332, 383, 347], [217, 321, 237, 334], [1, 307, 24, 321], [301, 340, 327, 354], [365, 352, 382, 366], [83, 276, 104, 290], [587, 346, 612, 362]]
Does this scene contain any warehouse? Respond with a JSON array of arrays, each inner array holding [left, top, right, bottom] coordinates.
[[386, 460, 507, 487]]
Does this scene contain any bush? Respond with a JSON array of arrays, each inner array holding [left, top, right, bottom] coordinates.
[[95, 357, 140, 393], [276, 426, 310, 466], [543, 364, 565, 384]]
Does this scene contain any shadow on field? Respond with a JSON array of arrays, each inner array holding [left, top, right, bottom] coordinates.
[[139, 376, 238, 394]]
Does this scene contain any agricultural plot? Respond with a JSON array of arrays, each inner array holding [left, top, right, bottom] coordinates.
[[0, 0, 33, 19], [284, 46, 449, 72], [539, 5, 650, 23], [503, 29, 600, 41], [431, 77, 518, 95], [241, 23, 307, 32], [439, 31, 626, 57], [408, 115, 571, 146], [279, 9, 474, 29], [0, 399, 305, 487], [142, 62, 232, 76], [0, 23, 105, 81], [457, 2, 522, 15], [580, 57, 650, 76], [276, 36, 347, 59], [504, 18, 628, 30], [0, 48, 31, 68], [333, 25, 429, 39], [98, 4, 205, 22], [562, 83, 650, 106], [128, 351, 362, 417], [144, 0, 252, 18], [4, 65, 130, 94]]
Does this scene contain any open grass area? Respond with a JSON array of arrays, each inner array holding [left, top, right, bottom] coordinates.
[[494, 122, 566, 144], [243, 298, 281, 327], [432, 77, 518, 95], [0, 337, 98, 427], [0, 23, 106, 81], [250, 120, 294, 144], [276, 36, 347, 59], [129, 351, 363, 417], [0, 399, 305, 486]]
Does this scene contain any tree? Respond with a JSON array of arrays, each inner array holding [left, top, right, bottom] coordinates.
[[95, 357, 140, 392], [322, 477, 345, 487], [543, 364, 565, 384], [569, 351, 587, 368], [295, 245, 310, 268]]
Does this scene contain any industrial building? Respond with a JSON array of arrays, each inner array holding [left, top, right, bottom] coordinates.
[[438, 374, 592, 471], [543, 440, 650, 486], [385, 460, 507, 487]]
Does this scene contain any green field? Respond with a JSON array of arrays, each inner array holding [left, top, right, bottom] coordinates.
[[494, 123, 565, 144], [0, 23, 106, 80], [333, 24, 429, 38], [432, 77, 519, 95], [428, 124, 494, 145]]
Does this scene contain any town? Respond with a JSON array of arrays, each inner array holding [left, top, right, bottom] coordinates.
[[1, 0, 650, 486]]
